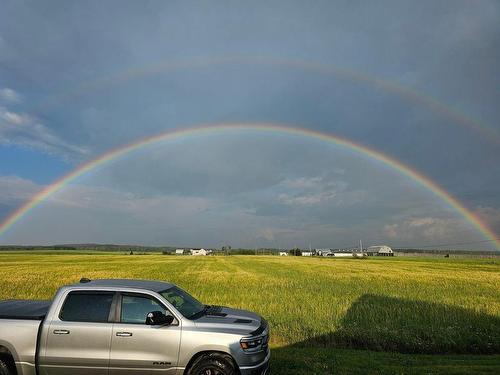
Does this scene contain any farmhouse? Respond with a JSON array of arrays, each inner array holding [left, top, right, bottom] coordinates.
[[175, 249, 184, 255], [301, 251, 313, 257], [367, 245, 394, 256], [279, 251, 288, 256]]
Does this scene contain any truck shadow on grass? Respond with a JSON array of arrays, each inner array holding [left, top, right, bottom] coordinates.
[[271, 294, 500, 374]]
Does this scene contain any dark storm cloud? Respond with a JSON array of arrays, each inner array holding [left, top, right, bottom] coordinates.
[[0, 0, 499, 247]]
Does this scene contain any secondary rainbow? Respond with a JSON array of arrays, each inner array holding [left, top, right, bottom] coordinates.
[[38, 57, 500, 144], [1, 123, 498, 249]]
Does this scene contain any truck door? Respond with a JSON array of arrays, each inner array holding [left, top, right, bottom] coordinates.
[[40, 291, 115, 375], [109, 293, 181, 375]]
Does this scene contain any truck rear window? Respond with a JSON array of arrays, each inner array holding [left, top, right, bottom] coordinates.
[[60, 292, 114, 323]]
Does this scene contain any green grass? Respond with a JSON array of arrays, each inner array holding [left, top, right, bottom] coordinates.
[[0, 252, 499, 373]]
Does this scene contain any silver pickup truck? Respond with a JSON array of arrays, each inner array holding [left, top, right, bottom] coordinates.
[[0, 279, 270, 375]]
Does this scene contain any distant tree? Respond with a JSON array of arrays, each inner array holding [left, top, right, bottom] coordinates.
[[289, 248, 302, 256], [129, 251, 134, 255]]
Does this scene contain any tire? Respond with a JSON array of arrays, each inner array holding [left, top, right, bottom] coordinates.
[[0, 359, 13, 375], [186, 353, 237, 375]]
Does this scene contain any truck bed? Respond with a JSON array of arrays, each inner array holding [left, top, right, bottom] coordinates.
[[0, 299, 51, 320]]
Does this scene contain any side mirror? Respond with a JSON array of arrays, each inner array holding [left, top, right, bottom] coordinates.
[[146, 311, 175, 326]]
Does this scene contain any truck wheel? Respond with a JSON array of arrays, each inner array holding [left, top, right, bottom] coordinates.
[[187, 353, 237, 375], [0, 359, 13, 375]]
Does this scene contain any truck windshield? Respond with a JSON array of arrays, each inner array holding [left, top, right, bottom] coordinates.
[[160, 286, 206, 319]]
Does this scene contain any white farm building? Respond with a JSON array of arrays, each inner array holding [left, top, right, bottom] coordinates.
[[315, 249, 332, 256], [333, 252, 355, 257], [367, 245, 394, 256], [190, 248, 208, 256]]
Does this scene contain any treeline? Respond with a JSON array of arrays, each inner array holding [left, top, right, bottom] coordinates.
[[0, 245, 78, 250], [0, 244, 176, 252], [394, 248, 499, 255]]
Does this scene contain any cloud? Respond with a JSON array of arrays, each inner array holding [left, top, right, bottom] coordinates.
[[0, 175, 214, 223], [276, 177, 363, 207], [278, 191, 336, 206], [0, 88, 21, 103], [0, 107, 88, 159], [0, 1, 499, 249], [0, 175, 40, 205], [258, 228, 276, 241], [438, 0, 500, 43], [50, 183, 214, 218], [475, 207, 500, 237], [0, 175, 42, 228], [0, 173, 495, 250], [278, 177, 338, 206], [0, 36, 11, 63], [0, 179, 246, 246], [256, 227, 306, 243], [281, 176, 328, 190], [384, 217, 467, 243]]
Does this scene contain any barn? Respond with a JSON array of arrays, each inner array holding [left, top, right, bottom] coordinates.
[[190, 248, 207, 256], [367, 245, 394, 256]]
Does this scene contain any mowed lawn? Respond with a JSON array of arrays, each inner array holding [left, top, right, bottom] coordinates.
[[0, 252, 499, 374]]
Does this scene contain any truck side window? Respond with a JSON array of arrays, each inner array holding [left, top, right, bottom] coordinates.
[[60, 292, 114, 323], [121, 294, 166, 324]]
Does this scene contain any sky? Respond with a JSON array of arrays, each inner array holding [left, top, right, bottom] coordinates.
[[0, 0, 499, 250]]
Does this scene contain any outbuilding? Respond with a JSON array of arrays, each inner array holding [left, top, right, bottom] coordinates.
[[331, 252, 354, 258], [367, 245, 394, 256], [190, 248, 208, 256], [316, 249, 331, 256]]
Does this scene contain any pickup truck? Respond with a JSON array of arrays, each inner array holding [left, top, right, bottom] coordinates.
[[0, 279, 270, 375]]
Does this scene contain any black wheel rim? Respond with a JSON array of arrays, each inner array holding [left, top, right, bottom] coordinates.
[[199, 366, 224, 375]]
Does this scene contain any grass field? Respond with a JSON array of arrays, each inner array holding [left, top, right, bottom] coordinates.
[[0, 252, 499, 374]]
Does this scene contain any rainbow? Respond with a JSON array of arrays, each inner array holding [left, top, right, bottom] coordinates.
[[0, 123, 498, 249], [37, 57, 500, 144]]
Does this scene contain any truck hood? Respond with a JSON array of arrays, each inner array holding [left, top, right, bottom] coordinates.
[[193, 306, 265, 335]]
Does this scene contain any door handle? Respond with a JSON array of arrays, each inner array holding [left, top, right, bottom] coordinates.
[[116, 332, 133, 337], [53, 329, 70, 335]]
